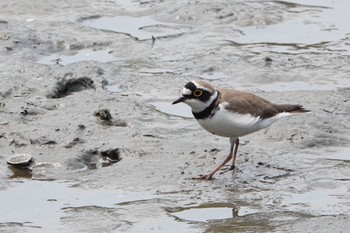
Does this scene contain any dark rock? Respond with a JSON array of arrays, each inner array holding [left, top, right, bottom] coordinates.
[[66, 148, 121, 170], [64, 137, 85, 148], [100, 148, 121, 162], [93, 109, 128, 127], [94, 109, 112, 121], [30, 136, 57, 146], [47, 76, 95, 98]]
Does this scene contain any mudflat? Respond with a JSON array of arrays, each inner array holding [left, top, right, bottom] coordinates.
[[0, 1, 349, 232]]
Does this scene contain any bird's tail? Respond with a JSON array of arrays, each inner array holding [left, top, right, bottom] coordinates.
[[274, 104, 310, 114]]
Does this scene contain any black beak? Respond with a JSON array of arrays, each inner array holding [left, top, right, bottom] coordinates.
[[172, 96, 186, 105]]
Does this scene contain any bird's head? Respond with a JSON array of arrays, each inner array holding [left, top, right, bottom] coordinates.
[[172, 80, 217, 113]]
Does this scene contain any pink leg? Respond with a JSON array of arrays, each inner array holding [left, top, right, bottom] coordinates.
[[230, 138, 239, 170], [195, 137, 238, 180]]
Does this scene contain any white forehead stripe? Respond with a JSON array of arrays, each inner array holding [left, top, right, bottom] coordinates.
[[192, 81, 211, 92], [182, 87, 192, 95]]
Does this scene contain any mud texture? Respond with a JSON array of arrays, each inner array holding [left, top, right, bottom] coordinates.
[[0, 0, 350, 232]]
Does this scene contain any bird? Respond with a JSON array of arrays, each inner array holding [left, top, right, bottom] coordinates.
[[172, 80, 309, 180]]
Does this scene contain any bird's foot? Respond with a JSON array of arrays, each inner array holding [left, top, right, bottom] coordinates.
[[219, 165, 235, 174], [192, 174, 214, 180]]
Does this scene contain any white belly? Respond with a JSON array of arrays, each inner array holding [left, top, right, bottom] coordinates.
[[197, 107, 289, 138]]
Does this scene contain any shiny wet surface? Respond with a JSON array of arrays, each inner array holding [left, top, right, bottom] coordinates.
[[1, 0, 350, 232]]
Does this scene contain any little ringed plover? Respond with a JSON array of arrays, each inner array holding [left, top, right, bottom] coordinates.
[[173, 80, 309, 180]]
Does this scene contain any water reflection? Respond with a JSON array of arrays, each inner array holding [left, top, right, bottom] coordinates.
[[151, 101, 193, 118], [236, 1, 350, 46], [37, 48, 117, 65], [8, 166, 33, 179], [83, 16, 191, 40]]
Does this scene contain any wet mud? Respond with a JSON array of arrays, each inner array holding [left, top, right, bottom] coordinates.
[[47, 76, 95, 99], [0, 0, 350, 232]]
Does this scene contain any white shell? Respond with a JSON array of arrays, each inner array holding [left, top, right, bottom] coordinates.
[[7, 154, 33, 166]]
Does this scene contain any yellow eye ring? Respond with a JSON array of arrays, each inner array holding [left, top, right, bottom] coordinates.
[[193, 90, 203, 97]]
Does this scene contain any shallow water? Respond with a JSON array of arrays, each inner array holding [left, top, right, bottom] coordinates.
[[237, 1, 350, 45], [171, 204, 260, 222], [151, 101, 193, 118], [83, 15, 191, 40], [37, 48, 118, 65], [1, 0, 350, 232]]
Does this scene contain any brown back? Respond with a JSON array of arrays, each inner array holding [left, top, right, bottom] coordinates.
[[218, 89, 309, 119]]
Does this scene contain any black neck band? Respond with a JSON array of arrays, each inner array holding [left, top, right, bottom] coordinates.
[[192, 91, 219, 120]]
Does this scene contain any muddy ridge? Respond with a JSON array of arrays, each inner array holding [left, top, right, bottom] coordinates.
[[0, 0, 349, 232]]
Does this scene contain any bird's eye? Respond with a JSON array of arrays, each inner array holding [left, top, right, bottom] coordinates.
[[193, 90, 203, 97]]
